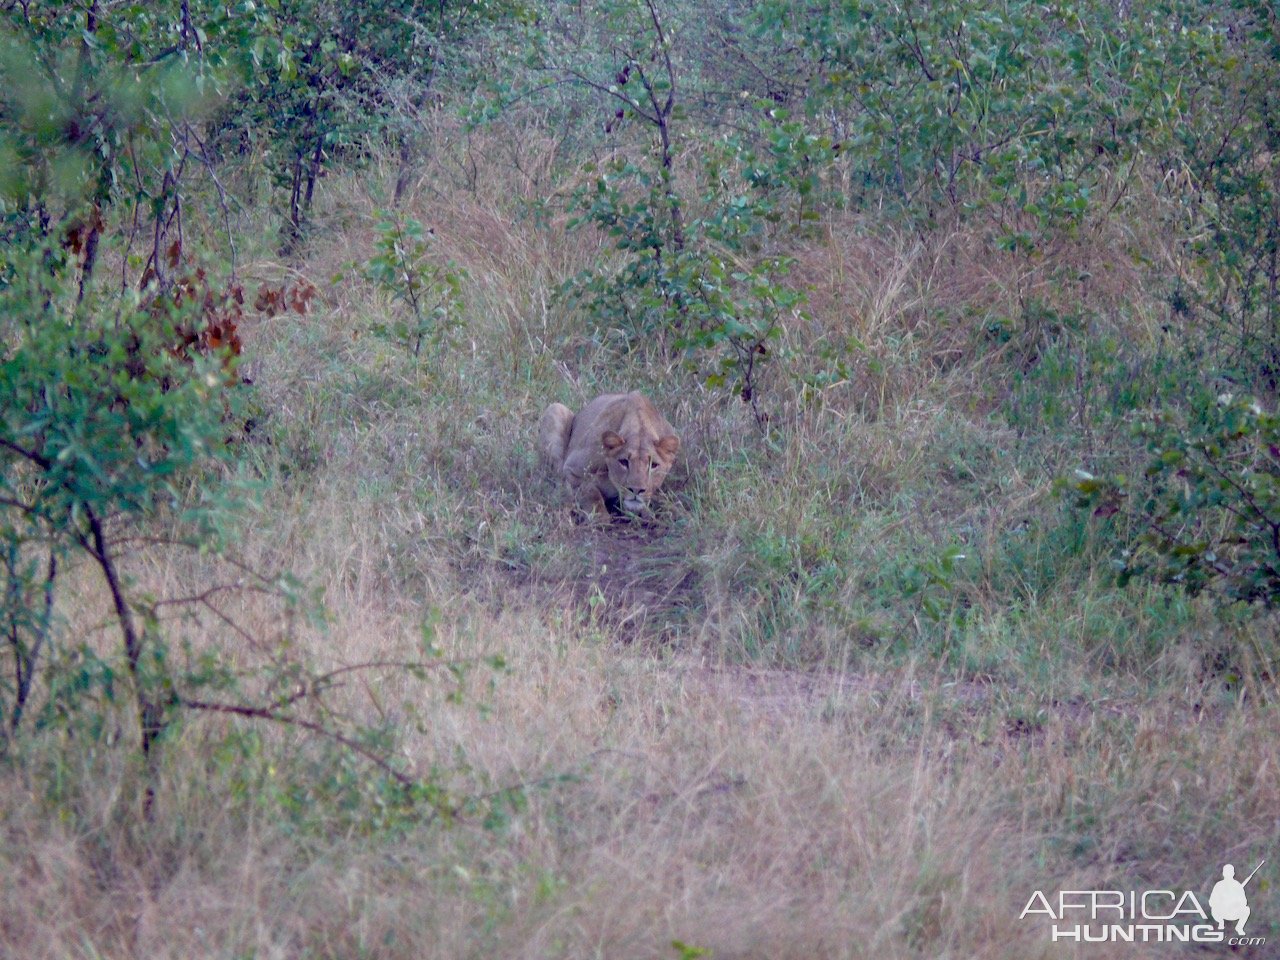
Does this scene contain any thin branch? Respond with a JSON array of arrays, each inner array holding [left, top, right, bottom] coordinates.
[[183, 124, 240, 278], [0, 438, 51, 470], [308, 657, 483, 688], [642, 0, 676, 118], [10, 550, 56, 735], [488, 79, 572, 117], [900, 9, 937, 83], [148, 581, 247, 610], [1195, 444, 1272, 527], [180, 697, 419, 789], [104, 535, 285, 590], [0, 496, 40, 517], [561, 67, 658, 125], [1145, 517, 1235, 580], [196, 595, 271, 651]]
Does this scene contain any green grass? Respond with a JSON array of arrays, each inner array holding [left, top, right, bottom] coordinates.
[[3, 126, 1278, 959]]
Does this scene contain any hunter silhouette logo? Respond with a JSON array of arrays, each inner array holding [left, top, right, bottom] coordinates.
[[1020, 859, 1267, 946], [1210, 861, 1264, 936]]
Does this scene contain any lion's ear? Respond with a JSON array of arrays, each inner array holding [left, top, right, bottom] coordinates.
[[602, 431, 626, 453], [656, 435, 680, 460]]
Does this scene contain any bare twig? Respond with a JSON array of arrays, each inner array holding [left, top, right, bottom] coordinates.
[[180, 696, 419, 789]]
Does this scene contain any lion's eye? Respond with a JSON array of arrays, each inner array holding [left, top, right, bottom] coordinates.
[[618, 457, 629, 469], [651, 460, 660, 470]]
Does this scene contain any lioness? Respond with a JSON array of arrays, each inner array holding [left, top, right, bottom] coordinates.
[[539, 392, 680, 517]]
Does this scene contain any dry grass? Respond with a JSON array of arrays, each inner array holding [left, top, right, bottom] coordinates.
[[2, 121, 1277, 958], [4, 587, 1275, 958]]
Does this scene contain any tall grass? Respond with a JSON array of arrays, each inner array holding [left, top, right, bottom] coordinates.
[[2, 117, 1276, 958]]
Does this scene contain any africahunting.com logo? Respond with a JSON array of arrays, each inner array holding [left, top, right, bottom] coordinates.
[[1021, 860, 1267, 946]]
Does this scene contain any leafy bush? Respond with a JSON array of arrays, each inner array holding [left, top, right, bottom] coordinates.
[[1072, 393, 1280, 608], [212, 0, 521, 247], [0, 4, 492, 825], [563, 121, 823, 423], [0, 243, 244, 756], [752, 0, 1214, 235], [1170, 0, 1280, 388], [564, 148, 806, 425], [362, 211, 464, 358]]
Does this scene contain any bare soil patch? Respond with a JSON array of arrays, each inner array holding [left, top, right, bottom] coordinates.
[[556, 516, 702, 643]]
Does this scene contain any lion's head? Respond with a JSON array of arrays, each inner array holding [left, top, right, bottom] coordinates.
[[602, 430, 679, 514]]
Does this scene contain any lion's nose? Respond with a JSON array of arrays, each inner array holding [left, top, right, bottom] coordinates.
[[631, 487, 646, 496]]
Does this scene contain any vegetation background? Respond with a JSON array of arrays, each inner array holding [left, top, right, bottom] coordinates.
[[1, 0, 1278, 956]]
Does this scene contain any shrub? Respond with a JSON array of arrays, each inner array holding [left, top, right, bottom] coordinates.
[[362, 211, 464, 359], [1072, 393, 1280, 608]]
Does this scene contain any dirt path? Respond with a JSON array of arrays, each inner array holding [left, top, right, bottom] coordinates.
[[548, 517, 702, 643]]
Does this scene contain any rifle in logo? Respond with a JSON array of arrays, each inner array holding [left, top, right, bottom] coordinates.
[[1210, 860, 1264, 936]]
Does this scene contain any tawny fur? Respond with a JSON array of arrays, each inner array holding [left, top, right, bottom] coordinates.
[[538, 392, 679, 517]]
